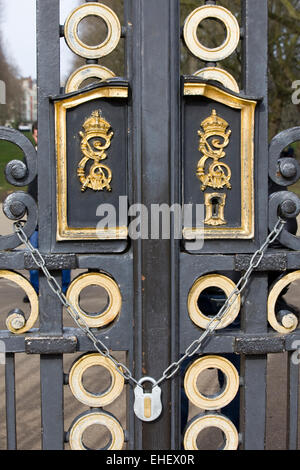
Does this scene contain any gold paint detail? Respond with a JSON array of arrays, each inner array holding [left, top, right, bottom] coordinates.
[[55, 86, 129, 240], [183, 5, 240, 62], [194, 67, 240, 94], [69, 411, 124, 450], [0, 270, 39, 335], [65, 65, 116, 94], [183, 82, 257, 240], [144, 398, 152, 419], [268, 271, 300, 334], [69, 353, 124, 407], [64, 3, 121, 59], [184, 414, 239, 450], [188, 274, 241, 330], [184, 356, 239, 410], [204, 193, 227, 226], [66, 272, 122, 328], [197, 109, 232, 192], [78, 110, 113, 192]]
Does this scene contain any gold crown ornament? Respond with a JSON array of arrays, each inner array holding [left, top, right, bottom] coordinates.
[[82, 110, 111, 135], [200, 109, 230, 136]]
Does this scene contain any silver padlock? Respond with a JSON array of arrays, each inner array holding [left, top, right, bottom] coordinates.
[[134, 377, 162, 422]]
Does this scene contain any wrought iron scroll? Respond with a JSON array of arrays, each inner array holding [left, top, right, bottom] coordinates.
[[269, 128, 300, 250], [0, 127, 37, 250]]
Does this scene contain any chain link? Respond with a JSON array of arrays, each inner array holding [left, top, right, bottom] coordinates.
[[155, 217, 286, 387], [13, 222, 141, 388], [14, 218, 285, 390]]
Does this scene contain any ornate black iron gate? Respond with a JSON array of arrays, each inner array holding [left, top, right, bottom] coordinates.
[[1, 0, 300, 451]]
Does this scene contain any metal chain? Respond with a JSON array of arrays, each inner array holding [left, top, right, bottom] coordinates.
[[13, 222, 141, 388], [14, 218, 285, 390], [155, 217, 286, 386]]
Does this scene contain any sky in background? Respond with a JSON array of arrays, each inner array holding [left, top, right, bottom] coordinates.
[[1, 0, 80, 81]]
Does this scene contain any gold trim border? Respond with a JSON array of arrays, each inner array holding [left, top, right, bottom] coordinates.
[[183, 82, 257, 240], [55, 86, 128, 241]]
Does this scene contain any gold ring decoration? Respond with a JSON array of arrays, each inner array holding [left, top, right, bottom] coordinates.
[[184, 356, 239, 410], [184, 414, 239, 450], [183, 5, 240, 62], [69, 411, 124, 450], [64, 2, 121, 59], [194, 67, 240, 94], [69, 353, 124, 407], [65, 65, 116, 94], [268, 271, 300, 334], [66, 272, 122, 328], [0, 270, 39, 334], [188, 274, 241, 330]]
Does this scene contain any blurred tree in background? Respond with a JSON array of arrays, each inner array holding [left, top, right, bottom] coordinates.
[[180, 0, 300, 138], [0, 0, 23, 126]]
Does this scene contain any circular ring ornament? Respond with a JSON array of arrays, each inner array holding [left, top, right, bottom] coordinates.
[[64, 3, 121, 59], [65, 65, 116, 94], [69, 410, 124, 450], [183, 5, 240, 62], [184, 414, 239, 450], [188, 274, 241, 330], [194, 67, 239, 93], [184, 356, 239, 410], [69, 353, 124, 407], [0, 270, 39, 334], [66, 272, 122, 328], [268, 271, 300, 334]]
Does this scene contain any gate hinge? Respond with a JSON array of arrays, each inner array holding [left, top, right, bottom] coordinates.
[[234, 335, 285, 355], [25, 335, 77, 355]]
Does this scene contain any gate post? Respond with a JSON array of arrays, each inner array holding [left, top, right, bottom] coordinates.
[[37, 0, 64, 450], [241, 0, 269, 450], [131, 0, 180, 450]]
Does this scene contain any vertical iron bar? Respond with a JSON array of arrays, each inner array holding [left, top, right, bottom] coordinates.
[[5, 353, 17, 450], [241, 0, 269, 451], [241, 275, 269, 450], [287, 353, 299, 450], [37, 0, 61, 253], [131, 0, 180, 450], [39, 274, 64, 450], [130, 0, 143, 451], [170, 0, 181, 451], [125, 0, 140, 450], [37, 0, 63, 451]]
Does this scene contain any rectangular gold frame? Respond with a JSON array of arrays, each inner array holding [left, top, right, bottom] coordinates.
[[183, 82, 257, 240], [55, 86, 128, 241]]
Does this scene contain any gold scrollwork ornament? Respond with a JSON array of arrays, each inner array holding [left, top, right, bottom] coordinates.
[[0, 270, 39, 335], [197, 109, 232, 192], [78, 110, 113, 192], [268, 271, 300, 334]]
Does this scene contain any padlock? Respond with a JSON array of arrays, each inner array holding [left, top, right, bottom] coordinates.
[[134, 377, 162, 422]]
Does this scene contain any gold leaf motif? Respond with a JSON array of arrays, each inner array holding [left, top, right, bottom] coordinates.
[[197, 109, 232, 192], [78, 110, 113, 192]]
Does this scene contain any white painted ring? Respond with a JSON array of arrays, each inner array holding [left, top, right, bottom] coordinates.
[[184, 5, 240, 61], [64, 3, 121, 59]]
